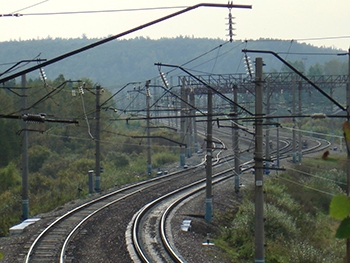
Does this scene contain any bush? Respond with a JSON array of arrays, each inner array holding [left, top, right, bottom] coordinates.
[[152, 151, 178, 168], [0, 162, 21, 192], [107, 152, 130, 168], [215, 163, 345, 262], [28, 145, 52, 172]]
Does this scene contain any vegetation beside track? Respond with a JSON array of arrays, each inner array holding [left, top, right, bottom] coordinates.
[[215, 156, 346, 262]]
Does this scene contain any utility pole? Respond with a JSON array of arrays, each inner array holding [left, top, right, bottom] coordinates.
[[205, 89, 213, 222], [180, 80, 186, 166], [186, 87, 192, 158], [292, 79, 297, 163], [276, 123, 280, 168], [189, 88, 198, 153], [95, 85, 101, 192], [189, 89, 198, 153], [21, 74, 29, 220], [309, 89, 313, 137], [233, 86, 240, 193], [346, 48, 350, 263], [298, 82, 302, 163], [265, 81, 270, 169], [254, 57, 265, 263], [146, 80, 152, 176]]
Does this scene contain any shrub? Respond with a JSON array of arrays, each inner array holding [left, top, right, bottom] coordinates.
[[28, 145, 52, 172], [152, 151, 178, 168]]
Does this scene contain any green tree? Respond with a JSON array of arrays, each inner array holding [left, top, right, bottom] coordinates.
[[307, 62, 323, 76], [330, 194, 350, 238], [28, 145, 51, 173], [323, 59, 347, 75], [0, 162, 21, 192], [281, 60, 306, 73]]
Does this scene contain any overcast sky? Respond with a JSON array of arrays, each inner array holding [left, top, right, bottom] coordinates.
[[1, 0, 349, 50]]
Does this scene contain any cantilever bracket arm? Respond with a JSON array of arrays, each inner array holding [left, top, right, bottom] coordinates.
[[242, 49, 347, 112], [132, 135, 187, 147], [155, 62, 254, 116]]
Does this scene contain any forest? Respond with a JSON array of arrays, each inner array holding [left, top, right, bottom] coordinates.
[[0, 36, 348, 89]]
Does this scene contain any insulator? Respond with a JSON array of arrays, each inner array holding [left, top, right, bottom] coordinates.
[[39, 68, 47, 81], [227, 10, 236, 42], [78, 85, 84, 95], [244, 54, 253, 78], [22, 113, 46, 123], [160, 72, 169, 88], [146, 88, 151, 97]]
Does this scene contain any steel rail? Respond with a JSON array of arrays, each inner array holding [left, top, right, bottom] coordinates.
[[24, 164, 202, 262]]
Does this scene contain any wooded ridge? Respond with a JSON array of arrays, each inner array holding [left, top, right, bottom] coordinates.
[[0, 36, 347, 88]]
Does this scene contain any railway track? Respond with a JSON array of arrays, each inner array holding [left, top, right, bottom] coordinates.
[[126, 130, 330, 262], [128, 170, 232, 263], [15, 125, 330, 263], [22, 134, 228, 263], [23, 167, 203, 262]]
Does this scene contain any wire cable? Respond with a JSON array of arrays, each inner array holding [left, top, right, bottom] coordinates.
[[10, 0, 49, 14], [2, 6, 188, 17], [293, 35, 350, 42], [79, 88, 94, 139], [286, 166, 346, 186], [276, 175, 336, 196]]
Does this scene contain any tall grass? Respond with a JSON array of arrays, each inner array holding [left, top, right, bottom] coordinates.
[[215, 157, 346, 262]]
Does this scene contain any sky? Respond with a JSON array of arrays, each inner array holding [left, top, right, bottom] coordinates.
[[1, 0, 350, 51]]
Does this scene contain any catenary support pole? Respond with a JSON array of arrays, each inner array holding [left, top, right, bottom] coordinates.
[[298, 82, 302, 163], [189, 89, 195, 154], [254, 57, 265, 263], [21, 74, 29, 220], [180, 80, 186, 166], [233, 86, 240, 193], [95, 85, 101, 192], [205, 89, 213, 222], [185, 87, 191, 158], [346, 48, 350, 263], [276, 124, 280, 168], [292, 79, 296, 163], [265, 81, 270, 169], [146, 80, 152, 176], [190, 90, 198, 152]]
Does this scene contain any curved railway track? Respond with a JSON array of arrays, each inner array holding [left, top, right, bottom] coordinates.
[[18, 125, 330, 263], [23, 134, 227, 263], [126, 129, 331, 262], [128, 170, 232, 263]]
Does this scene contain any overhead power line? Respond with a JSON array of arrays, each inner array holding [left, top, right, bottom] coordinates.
[[0, 3, 252, 84], [294, 35, 350, 42], [0, 6, 189, 17], [10, 0, 49, 14]]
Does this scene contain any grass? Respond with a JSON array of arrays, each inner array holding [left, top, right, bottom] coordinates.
[[214, 156, 347, 262]]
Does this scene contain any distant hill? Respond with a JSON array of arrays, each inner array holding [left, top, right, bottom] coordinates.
[[0, 36, 347, 88]]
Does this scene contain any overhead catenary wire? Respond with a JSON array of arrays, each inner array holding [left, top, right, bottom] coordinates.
[[0, 3, 252, 84], [1, 5, 189, 17], [287, 166, 346, 186], [10, 0, 49, 14], [79, 84, 94, 139], [241, 36, 350, 46], [276, 175, 336, 196]]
